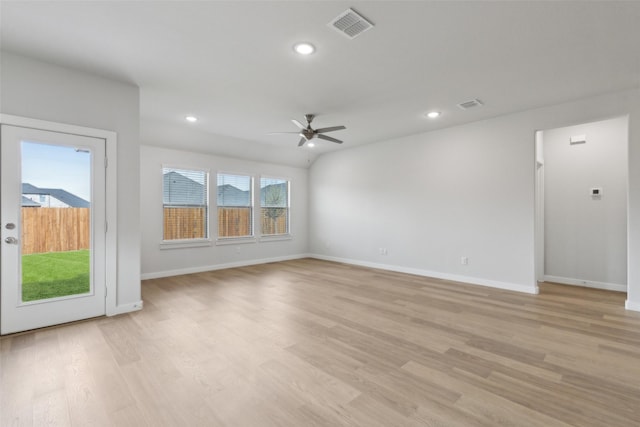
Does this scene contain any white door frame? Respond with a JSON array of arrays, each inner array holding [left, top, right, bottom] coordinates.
[[0, 114, 118, 323], [534, 131, 545, 284], [534, 117, 630, 296]]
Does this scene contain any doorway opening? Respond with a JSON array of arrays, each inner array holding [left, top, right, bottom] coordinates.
[[535, 116, 629, 294]]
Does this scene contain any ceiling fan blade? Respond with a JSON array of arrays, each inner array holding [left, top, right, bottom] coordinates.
[[267, 132, 301, 135], [316, 125, 346, 133], [292, 119, 305, 129], [317, 134, 343, 144], [298, 137, 307, 147]]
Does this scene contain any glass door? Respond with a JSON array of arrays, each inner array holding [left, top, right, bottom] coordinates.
[[1, 125, 106, 334]]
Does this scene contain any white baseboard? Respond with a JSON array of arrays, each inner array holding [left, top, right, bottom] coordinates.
[[140, 254, 311, 280], [543, 275, 627, 293], [107, 300, 144, 316], [625, 299, 640, 312], [310, 254, 538, 294]]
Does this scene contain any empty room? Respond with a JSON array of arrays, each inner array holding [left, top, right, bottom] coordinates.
[[1, 1, 640, 426]]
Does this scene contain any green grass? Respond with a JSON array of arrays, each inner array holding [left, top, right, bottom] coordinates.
[[22, 250, 90, 302]]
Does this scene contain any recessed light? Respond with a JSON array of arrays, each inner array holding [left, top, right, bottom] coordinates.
[[307, 142, 315, 148], [426, 111, 441, 119], [293, 42, 315, 55], [185, 116, 198, 123]]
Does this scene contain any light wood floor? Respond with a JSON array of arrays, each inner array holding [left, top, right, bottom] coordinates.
[[2, 258, 640, 426]]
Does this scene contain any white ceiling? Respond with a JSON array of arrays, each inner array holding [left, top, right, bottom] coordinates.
[[2, 1, 640, 166]]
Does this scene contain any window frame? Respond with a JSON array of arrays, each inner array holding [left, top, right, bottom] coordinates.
[[215, 171, 256, 244], [259, 175, 292, 241], [160, 165, 212, 250]]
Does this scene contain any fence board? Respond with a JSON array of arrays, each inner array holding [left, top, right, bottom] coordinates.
[[21, 208, 90, 255], [261, 208, 288, 235], [163, 207, 207, 240], [218, 207, 251, 238]]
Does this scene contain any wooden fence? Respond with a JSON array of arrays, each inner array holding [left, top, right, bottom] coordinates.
[[21, 208, 90, 255], [219, 208, 288, 237], [163, 207, 207, 240], [261, 207, 288, 235], [163, 207, 288, 239], [218, 207, 252, 238], [21, 206, 289, 253]]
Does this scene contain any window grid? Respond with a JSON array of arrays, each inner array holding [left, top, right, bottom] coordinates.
[[217, 173, 253, 239], [260, 177, 289, 236], [162, 167, 209, 241]]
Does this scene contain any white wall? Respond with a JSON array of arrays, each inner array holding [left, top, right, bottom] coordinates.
[[543, 117, 628, 290], [142, 118, 317, 169], [309, 89, 640, 307], [1, 52, 141, 310], [140, 145, 309, 278], [310, 110, 537, 293]]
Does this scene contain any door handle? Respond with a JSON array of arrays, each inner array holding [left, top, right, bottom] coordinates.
[[4, 237, 18, 244]]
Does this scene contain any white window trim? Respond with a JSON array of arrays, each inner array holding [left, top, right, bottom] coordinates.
[[259, 234, 293, 242], [215, 236, 257, 246], [216, 171, 255, 241], [259, 175, 291, 238], [160, 239, 212, 250], [162, 165, 210, 243]]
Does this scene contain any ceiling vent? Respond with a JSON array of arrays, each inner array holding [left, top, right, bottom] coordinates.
[[457, 99, 484, 110], [328, 8, 374, 39]]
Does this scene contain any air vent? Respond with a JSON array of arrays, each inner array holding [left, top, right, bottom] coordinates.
[[457, 99, 484, 110], [328, 8, 374, 39]]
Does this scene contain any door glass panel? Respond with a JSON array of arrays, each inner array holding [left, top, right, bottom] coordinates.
[[20, 141, 92, 302]]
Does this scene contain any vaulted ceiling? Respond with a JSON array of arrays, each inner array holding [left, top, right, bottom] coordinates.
[[2, 1, 639, 166]]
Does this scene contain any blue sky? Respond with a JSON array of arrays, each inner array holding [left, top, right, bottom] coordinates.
[[22, 141, 91, 201]]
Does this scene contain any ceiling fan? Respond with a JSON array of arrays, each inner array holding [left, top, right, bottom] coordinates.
[[269, 114, 346, 147]]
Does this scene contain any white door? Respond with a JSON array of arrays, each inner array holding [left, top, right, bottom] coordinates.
[[1, 125, 106, 334]]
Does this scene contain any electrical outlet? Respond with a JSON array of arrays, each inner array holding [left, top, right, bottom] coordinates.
[[379, 248, 388, 255], [235, 247, 241, 254], [461, 256, 468, 265]]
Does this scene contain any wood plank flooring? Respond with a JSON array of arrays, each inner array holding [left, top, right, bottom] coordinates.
[[2, 258, 640, 426]]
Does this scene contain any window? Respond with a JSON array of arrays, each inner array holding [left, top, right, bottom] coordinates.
[[260, 177, 289, 236], [163, 167, 208, 240], [217, 173, 253, 238]]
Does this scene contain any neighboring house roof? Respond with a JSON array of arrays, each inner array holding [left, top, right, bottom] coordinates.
[[163, 172, 288, 207], [163, 171, 206, 206], [21, 196, 41, 207], [217, 184, 250, 206], [22, 183, 90, 208], [22, 183, 41, 193]]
